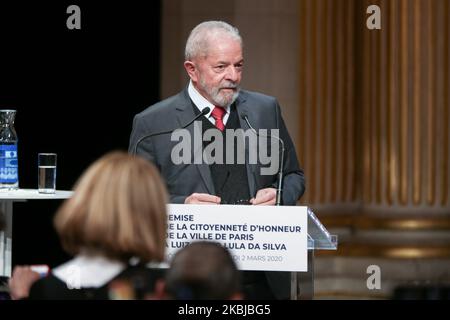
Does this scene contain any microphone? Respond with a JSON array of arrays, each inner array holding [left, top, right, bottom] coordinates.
[[133, 107, 211, 155], [241, 113, 285, 206]]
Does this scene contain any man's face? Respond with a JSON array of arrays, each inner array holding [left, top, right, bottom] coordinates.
[[187, 35, 243, 107]]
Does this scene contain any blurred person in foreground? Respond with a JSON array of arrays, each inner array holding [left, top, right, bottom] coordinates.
[[9, 151, 168, 299], [161, 241, 243, 300]]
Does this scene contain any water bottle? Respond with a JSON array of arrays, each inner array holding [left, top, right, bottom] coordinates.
[[0, 110, 19, 189]]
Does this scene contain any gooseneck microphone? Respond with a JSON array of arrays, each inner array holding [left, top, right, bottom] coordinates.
[[241, 113, 285, 206], [133, 107, 211, 155]]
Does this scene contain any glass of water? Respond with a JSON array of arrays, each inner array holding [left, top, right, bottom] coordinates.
[[38, 153, 57, 194]]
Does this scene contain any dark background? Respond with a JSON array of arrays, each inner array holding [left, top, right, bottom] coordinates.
[[0, 2, 161, 267]]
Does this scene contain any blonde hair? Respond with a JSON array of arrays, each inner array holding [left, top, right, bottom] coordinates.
[[54, 151, 168, 263]]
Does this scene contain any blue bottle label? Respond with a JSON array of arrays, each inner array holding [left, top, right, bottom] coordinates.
[[0, 144, 18, 184]]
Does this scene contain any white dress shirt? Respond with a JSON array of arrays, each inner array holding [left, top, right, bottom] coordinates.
[[188, 81, 231, 126]]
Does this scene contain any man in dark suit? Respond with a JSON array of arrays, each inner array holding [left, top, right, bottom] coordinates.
[[129, 21, 305, 300]]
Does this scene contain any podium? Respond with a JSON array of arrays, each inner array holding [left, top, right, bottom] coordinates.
[[290, 208, 337, 300], [0, 189, 73, 277], [166, 204, 337, 300]]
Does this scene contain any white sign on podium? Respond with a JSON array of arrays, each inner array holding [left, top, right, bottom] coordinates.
[[166, 204, 308, 272]]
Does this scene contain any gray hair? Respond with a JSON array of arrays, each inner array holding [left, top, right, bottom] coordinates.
[[185, 21, 242, 60]]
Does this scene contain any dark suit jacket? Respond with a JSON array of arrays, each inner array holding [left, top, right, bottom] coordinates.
[[129, 88, 305, 299]]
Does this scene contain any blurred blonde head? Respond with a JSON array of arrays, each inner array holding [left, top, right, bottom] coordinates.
[[54, 151, 168, 263]]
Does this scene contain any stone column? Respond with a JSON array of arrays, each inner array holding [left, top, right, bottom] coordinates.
[[299, 0, 450, 216]]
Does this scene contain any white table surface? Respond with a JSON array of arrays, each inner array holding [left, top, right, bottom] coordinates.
[[0, 188, 73, 200], [0, 189, 73, 276]]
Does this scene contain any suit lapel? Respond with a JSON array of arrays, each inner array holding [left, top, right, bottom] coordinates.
[[175, 91, 215, 195]]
